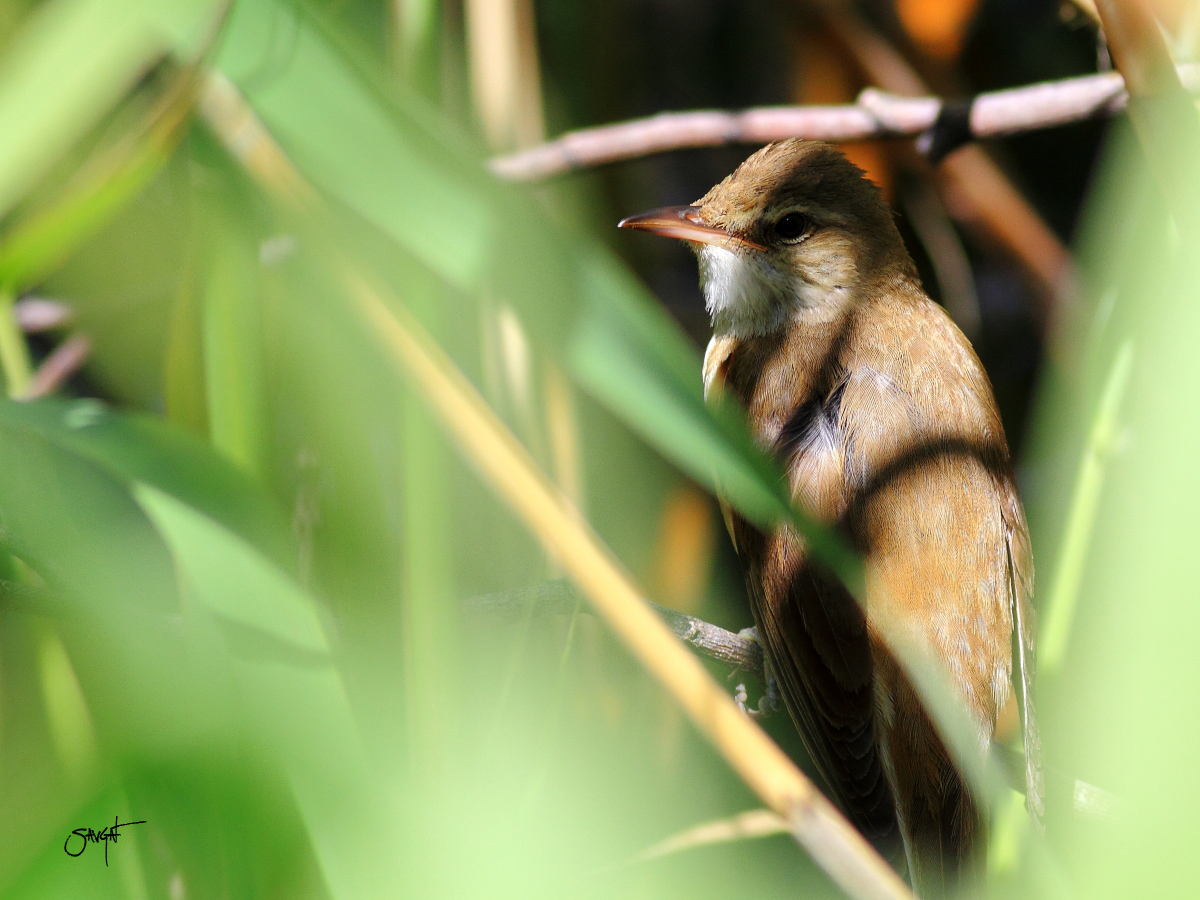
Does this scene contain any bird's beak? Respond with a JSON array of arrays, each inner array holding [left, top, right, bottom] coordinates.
[[618, 205, 764, 251]]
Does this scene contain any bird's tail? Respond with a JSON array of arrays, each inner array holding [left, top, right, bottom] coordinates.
[[903, 771, 983, 898]]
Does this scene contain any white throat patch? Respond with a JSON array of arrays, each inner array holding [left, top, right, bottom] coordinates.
[[697, 243, 857, 338], [697, 246, 794, 338]]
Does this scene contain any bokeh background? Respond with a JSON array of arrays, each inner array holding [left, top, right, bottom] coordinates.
[[0, 0, 1197, 898]]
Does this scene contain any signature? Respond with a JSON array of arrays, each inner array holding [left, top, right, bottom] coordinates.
[[63, 815, 147, 866]]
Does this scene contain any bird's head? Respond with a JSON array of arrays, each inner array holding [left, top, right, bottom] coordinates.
[[619, 139, 912, 338]]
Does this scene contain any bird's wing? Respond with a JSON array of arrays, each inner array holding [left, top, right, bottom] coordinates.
[[736, 518, 898, 845], [1000, 480, 1044, 825]]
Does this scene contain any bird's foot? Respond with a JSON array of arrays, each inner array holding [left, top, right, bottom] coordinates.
[[733, 681, 778, 720], [734, 627, 781, 719], [733, 682, 755, 717]]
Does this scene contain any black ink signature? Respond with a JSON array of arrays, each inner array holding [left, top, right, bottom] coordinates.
[[63, 815, 147, 866]]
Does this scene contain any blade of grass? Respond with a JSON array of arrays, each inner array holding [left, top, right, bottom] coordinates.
[[201, 233, 269, 479], [133, 480, 402, 900], [1039, 340, 1134, 675], [1095, 0, 1200, 237], [0, 288, 32, 397], [0, 0, 214, 220], [0, 60, 200, 293]]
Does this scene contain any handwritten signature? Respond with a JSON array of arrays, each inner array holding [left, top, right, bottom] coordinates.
[[63, 816, 147, 866]]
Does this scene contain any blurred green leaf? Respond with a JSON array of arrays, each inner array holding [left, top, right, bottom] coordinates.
[[201, 231, 270, 479], [0, 399, 292, 570], [0, 287, 30, 396], [1038, 338, 1134, 677], [163, 264, 210, 435], [393, 0, 441, 98], [0, 402, 178, 613], [208, 0, 579, 351], [2, 786, 139, 900], [135, 481, 324, 653], [0, 72, 193, 293], [135, 483, 402, 900], [1027, 116, 1200, 898], [0, 0, 216, 224], [0, 396, 397, 900], [215, 0, 491, 292]]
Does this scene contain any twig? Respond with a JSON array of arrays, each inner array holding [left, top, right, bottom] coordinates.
[[898, 179, 980, 338], [467, 578, 764, 674], [635, 808, 790, 862], [14, 297, 73, 332], [200, 69, 916, 900], [24, 333, 90, 399], [489, 63, 1200, 181], [1073, 777, 1119, 821]]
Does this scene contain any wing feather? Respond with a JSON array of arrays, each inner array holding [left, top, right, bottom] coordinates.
[[1001, 484, 1044, 826], [734, 517, 899, 846]]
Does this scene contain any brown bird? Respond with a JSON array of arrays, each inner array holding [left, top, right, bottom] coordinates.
[[620, 140, 1041, 894]]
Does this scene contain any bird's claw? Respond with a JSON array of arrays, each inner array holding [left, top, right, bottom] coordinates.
[[733, 626, 781, 719], [734, 682, 754, 717]]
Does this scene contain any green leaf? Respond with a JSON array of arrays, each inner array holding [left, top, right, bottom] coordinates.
[[0, 0, 215, 223], [134, 481, 325, 654], [208, 0, 578, 350], [201, 232, 270, 479], [0, 395, 399, 900], [0, 75, 191, 293], [0, 404, 178, 612], [1, 786, 138, 900], [134, 483, 403, 900], [0, 398, 293, 571], [214, 0, 492, 293]]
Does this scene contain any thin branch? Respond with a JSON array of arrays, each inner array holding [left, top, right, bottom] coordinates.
[[467, 578, 764, 674], [898, 178, 980, 338], [14, 297, 73, 332], [489, 63, 1200, 181], [635, 808, 790, 862], [24, 333, 90, 399]]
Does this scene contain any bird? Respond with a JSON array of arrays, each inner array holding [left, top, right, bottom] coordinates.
[[619, 139, 1041, 895]]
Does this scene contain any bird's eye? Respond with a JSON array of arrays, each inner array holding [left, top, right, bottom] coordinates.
[[773, 212, 811, 242]]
